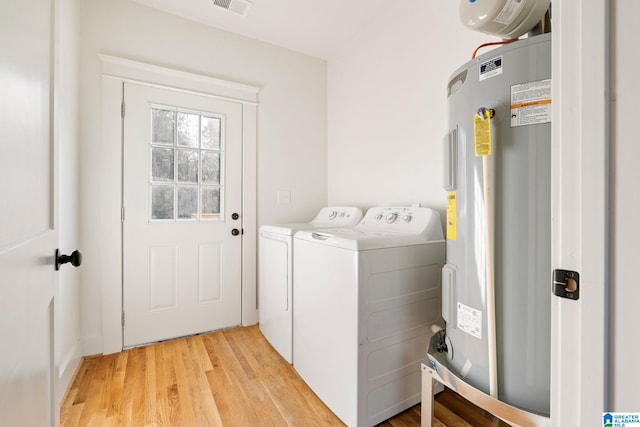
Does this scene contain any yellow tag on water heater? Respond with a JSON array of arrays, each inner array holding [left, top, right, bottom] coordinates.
[[447, 192, 457, 241], [474, 110, 492, 156]]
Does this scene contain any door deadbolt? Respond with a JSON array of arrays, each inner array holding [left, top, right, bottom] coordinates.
[[552, 269, 580, 300], [232, 213, 240, 220]]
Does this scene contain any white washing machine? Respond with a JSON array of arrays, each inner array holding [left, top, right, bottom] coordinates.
[[259, 207, 363, 363], [292, 207, 445, 427]]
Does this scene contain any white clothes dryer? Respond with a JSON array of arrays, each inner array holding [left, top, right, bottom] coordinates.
[[259, 207, 363, 363], [292, 207, 445, 427]]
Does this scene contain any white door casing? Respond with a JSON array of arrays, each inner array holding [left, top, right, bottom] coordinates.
[[100, 57, 259, 354], [551, 1, 608, 425], [123, 83, 243, 347], [0, 0, 58, 425]]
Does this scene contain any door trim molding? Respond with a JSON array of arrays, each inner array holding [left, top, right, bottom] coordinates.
[[100, 56, 259, 354], [550, 1, 608, 424], [100, 54, 259, 104]]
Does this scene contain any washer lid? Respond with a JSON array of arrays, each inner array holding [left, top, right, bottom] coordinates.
[[294, 207, 444, 250], [294, 228, 443, 250], [260, 222, 336, 236]]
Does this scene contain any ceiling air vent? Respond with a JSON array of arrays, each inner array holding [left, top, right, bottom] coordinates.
[[212, 0, 253, 16]]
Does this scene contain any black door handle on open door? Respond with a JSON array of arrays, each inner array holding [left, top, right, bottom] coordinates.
[[56, 249, 82, 270], [231, 229, 240, 236]]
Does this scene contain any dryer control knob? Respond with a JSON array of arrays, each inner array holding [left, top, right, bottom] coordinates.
[[339, 211, 346, 218], [385, 213, 398, 223], [329, 211, 338, 220], [375, 214, 383, 221], [403, 215, 413, 223]]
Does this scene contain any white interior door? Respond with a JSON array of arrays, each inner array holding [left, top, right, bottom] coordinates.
[[123, 83, 243, 347], [0, 0, 58, 425]]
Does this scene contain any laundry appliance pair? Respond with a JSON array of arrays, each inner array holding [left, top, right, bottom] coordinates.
[[259, 206, 445, 426]]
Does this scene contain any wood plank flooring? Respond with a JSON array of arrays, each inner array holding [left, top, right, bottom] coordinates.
[[61, 325, 508, 426]]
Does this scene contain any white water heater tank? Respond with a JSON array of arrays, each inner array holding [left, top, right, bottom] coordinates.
[[442, 33, 552, 417], [460, 0, 550, 39]]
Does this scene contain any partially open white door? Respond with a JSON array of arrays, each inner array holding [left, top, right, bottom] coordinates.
[[0, 0, 58, 425]]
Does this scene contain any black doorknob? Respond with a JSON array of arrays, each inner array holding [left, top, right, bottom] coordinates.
[[231, 228, 240, 236], [56, 249, 82, 271], [231, 212, 240, 220]]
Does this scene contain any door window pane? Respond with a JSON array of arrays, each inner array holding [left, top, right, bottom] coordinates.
[[177, 186, 198, 219], [151, 185, 174, 220], [201, 116, 221, 150], [177, 149, 199, 183], [152, 109, 175, 145], [202, 187, 221, 219], [177, 112, 199, 148], [151, 147, 174, 182], [149, 105, 225, 222], [202, 152, 220, 185]]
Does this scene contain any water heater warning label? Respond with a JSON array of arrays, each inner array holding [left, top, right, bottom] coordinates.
[[479, 56, 503, 81], [457, 302, 482, 339], [493, 0, 527, 26], [510, 79, 552, 127], [474, 110, 492, 156], [447, 192, 457, 240]]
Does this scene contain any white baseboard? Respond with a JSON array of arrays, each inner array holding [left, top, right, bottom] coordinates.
[[57, 341, 83, 405], [81, 334, 103, 357]]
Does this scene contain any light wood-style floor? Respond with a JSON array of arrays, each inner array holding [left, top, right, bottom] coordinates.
[[61, 325, 508, 426]]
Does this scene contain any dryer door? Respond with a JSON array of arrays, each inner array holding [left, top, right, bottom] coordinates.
[[259, 231, 293, 363]]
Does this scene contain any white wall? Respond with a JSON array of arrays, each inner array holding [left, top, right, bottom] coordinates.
[[79, 0, 328, 354], [327, 2, 489, 217], [611, 0, 640, 410], [55, 0, 82, 403]]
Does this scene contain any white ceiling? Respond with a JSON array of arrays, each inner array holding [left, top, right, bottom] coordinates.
[[130, 0, 392, 60]]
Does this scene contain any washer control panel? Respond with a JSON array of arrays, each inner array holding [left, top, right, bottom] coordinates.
[[357, 206, 443, 240], [366, 207, 416, 225], [312, 206, 363, 227]]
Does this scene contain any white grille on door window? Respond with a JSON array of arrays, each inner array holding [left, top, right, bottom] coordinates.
[[149, 106, 224, 221]]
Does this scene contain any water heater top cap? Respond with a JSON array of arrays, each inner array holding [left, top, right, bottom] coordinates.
[[460, 0, 550, 39]]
